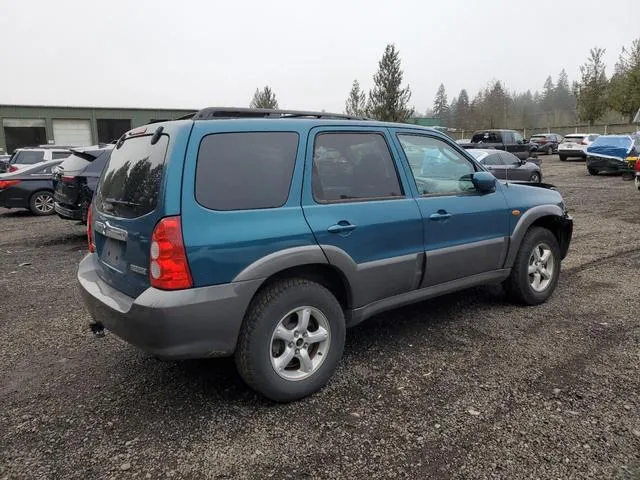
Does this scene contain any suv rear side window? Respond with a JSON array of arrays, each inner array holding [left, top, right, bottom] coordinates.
[[12, 151, 44, 165], [313, 132, 402, 202], [95, 135, 168, 218], [196, 132, 298, 211]]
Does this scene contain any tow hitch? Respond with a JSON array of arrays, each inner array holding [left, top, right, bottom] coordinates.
[[90, 322, 105, 338]]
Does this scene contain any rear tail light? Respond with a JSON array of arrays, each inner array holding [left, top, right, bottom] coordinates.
[[8, 165, 18, 172], [87, 206, 95, 253], [61, 175, 76, 183], [150, 216, 193, 290], [0, 179, 21, 190], [581, 139, 588, 145], [633, 159, 640, 173]]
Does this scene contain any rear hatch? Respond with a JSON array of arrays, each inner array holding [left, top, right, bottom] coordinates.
[[560, 135, 586, 148], [92, 127, 175, 298], [54, 148, 111, 207]]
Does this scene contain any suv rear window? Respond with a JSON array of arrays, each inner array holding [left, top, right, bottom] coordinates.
[[95, 135, 169, 218], [12, 150, 44, 165], [471, 131, 501, 143], [195, 132, 298, 211]]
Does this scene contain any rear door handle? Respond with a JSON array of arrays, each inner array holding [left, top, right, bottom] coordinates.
[[327, 221, 357, 234], [429, 211, 452, 221]]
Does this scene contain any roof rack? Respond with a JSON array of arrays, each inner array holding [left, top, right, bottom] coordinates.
[[191, 107, 365, 121]]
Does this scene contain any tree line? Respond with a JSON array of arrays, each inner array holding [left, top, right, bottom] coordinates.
[[249, 39, 640, 130]]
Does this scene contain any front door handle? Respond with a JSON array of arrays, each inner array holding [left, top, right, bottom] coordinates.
[[429, 211, 452, 221], [327, 221, 357, 234]]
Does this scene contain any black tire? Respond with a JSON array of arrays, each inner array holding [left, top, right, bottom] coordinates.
[[587, 167, 599, 176], [29, 190, 55, 216], [546, 145, 553, 155], [235, 278, 345, 402], [529, 172, 541, 183], [503, 227, 561, 306], [559, 155, 567, 162]]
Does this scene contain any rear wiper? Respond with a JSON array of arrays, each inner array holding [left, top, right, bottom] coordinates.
[[104, 198, 141, 206]]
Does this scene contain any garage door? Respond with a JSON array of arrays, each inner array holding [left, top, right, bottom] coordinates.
[[52, 119, 92, 147]]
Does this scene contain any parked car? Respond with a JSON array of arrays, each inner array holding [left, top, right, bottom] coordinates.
[[53, 145, 113, 222], [0, 159, 63, 215], [557, 133, 600, 161], [77, 107, 573, 402], [459, 129, 537, 160], [4, 147, 71, 172], [586, 134, 640, 175], [467, 149, 542, 183], [529, 133, 563, 155]]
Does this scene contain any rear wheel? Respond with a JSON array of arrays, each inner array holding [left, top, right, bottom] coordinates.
[[588, 167, 599, 176], [29, 191, 55, 216], [235, 278, 345, 402], [504, 227, 561, 305], [529, 172, 541, 183], [546, 145, 553, 155], [559, 155, 567, 162]]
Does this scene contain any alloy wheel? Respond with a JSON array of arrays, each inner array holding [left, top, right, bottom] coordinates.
[[270, 306, 331, 381], [34, 193, 54, 214], [528, 242, 555, 292]]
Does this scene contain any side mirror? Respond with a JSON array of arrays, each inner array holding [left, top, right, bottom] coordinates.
[[472, 171, 496, 192]]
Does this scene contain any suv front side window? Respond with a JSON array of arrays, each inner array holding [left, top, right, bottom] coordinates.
[[398, 134, 476, 195], [312, 132, 403, 202]]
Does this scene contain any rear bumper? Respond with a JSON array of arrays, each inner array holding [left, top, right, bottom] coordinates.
[[558, 149, 586, 157], [77, 254, 262, 359], [55, 202, 82, 220]]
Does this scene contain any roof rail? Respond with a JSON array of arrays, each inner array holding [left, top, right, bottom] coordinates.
[[191, 107, 365, 121]]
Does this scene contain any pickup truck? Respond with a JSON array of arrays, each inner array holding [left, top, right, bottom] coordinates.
[[460, 129, 537, 160]]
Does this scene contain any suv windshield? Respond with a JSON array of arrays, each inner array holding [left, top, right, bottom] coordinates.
[[95, 134, 169, 218]]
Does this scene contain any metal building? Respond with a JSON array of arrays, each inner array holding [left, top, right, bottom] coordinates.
[[0, 105, 195, 154]]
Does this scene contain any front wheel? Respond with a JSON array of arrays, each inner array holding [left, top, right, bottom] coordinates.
[[559, 155, 567, 162], [529, 172, 541, 183], [588, 167, 599, 176], [235, 278, 345, 402], [504, 227, 561, 305], [29, 191, 55, 216]]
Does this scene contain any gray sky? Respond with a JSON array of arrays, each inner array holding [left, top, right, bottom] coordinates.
[[1, 0, 638, 113]]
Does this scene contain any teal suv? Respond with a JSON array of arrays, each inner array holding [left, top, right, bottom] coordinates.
[[78, 108, 573, 401]]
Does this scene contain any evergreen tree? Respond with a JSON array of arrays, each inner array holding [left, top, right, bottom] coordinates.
[[609, 39, 640, 122], [453, 89, 470, 130], [484, 81, 510, 128], [344, 80, 367, 117], [555, 69, 576, 124], [367, 44, 414, 122], [432, 83, 450, 126], [575, 47, 609, 124], [250, 86, 279, 109]]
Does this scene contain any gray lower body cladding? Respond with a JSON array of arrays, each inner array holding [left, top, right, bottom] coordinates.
[[77, 254, 262, 359]]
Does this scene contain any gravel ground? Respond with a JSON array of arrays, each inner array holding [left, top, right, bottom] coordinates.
[[1, 155, 639, 480]]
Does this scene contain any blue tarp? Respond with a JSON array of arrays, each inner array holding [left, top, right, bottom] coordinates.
[[586, 135, 634, 161]]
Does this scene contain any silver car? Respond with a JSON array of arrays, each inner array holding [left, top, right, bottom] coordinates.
[[468, 149, 542, 183]]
